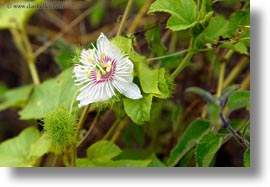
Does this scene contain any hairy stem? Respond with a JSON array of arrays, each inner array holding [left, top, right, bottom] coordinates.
[[220, 113, 249, 149], [116, 0, 134, 36]]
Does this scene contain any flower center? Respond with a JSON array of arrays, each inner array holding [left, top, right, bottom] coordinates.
[[87, 55, 116, 84]]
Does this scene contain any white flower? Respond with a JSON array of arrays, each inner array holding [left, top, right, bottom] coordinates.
[[74, 33, 142, 107]]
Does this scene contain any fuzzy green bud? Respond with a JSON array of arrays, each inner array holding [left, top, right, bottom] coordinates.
[[44, 107, 76, 153]]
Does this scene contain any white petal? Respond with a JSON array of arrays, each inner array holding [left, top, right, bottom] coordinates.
[[77, 82, 115, 107], [96, 33, 124, 60], [73, 65, 90, 82], [80, 49, 96, 66], [112, 80, 142, 99]]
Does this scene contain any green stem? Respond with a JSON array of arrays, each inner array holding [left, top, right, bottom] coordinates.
[[102, 118, 121, 140], [147, 49, 188, 62], [11, 26, 40, 85], [77, 112, 99, 148], [110, 118, 127, 143], [116, 0, 134, 36], [220, 113, 249, 149], [69, 90, 79, 113], [216, 50, 233, 97], [127, 0, 153, 34], [170, 49, 194, 80], [74, 105, 90, 141], [223, 57, 249, 88], [198, 0, 206, 21], [28, 59, 40, 85]]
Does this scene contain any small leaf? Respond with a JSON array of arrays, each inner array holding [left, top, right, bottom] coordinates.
[[28, 134, 51, 159], [138, 62, 160, 94], [227, 10, 250, 38], [196, 132, 223, 167], [0, 127, 40, 167], [204, 15, 229, 43], [227, 90, 250, 114], [244, 148, 250, 167], [0, 0, 43, 29], [111, 36, 133, 55], [167, 119, 210, 166], [19, 68, 77, 119], [87, 140, 122, 163], [0, 85, 33, 111], [219, 84, 239, 107], [76, 158, 96, 167], [233, 41, 248, 55], [107, 159, 151, 167], [115, 149, 165, 167], [148, 0, 197, 31], [186, 87, 215, 103], [155, 68, 171, 99], [123, 94, 153, 125]]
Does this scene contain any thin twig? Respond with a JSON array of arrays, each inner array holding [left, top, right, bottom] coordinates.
[[34, 6, 95, 57], [77, 112, 99, 148], [116, 0, 134, 36], [220, 113, 249, 149]]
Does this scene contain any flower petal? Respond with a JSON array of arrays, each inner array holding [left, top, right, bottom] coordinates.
[[112, 80, 142, 99], [77, 82, 115, 107], [96, 33, 124, 61]]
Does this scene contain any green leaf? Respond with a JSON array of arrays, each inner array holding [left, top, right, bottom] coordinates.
[[155, 68, 171, 99], [167, 119, 210, 166], [107, 159, 151, 167], [227, 90, 250, 114], [186, 87, 215, 103], [221, 41, 249, 55], [0, 127, 40, 167], [138, 62, 160, 94], [148, 0, 197, 31], [0, 85, 33, 111], [0, 0, 43, 29], [123, 94, 153, 125], [195, 132, 223, 167], [244, 148, 250, 167], [111, 36, 133, 55], [76, 158, 95, 167], [19, 68, 77, 119], [203, 15, 229, 43], [227, 10, 250, 38], [87, 140, 122, 164], [233, 41, 248, 55], [115, 149, 165, 167], [0, 83, 7, 98], [28, 134, 51, 159]]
